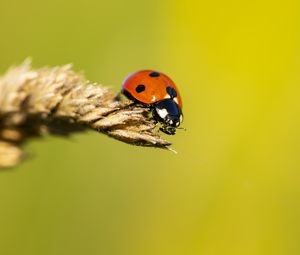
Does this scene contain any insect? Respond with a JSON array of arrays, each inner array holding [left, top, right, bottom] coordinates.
[[121, 70, 183, 135]]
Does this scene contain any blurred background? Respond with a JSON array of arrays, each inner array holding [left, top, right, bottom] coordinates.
[[1, 0, 300, 254]]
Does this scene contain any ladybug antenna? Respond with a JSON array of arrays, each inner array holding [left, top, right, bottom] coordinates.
[[177, 127, 187, 131]]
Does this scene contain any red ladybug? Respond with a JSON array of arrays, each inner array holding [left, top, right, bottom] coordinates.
[[122, 70, 183, 135]]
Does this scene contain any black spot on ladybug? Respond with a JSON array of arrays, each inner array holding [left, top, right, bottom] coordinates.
[[166, 86, 177, 98], [136, 84, 146, 93], [149, 72, 160, 77]]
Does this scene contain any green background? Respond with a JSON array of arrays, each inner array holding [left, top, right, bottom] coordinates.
[[1, 0, 300, 254]]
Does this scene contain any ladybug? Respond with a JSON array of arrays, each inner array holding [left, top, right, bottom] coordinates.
[[121, 70, 183, 135]]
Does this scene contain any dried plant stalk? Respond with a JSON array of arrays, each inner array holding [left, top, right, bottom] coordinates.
[[0, 60, 171, 168]]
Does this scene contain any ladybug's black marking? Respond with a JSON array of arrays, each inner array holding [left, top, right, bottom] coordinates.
[[166, 86, 177, 98], [136, 84, 146, 93], [149, 72, 160, 77]]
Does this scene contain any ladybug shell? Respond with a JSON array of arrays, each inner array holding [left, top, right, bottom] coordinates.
[[122, 70, 182, 108]]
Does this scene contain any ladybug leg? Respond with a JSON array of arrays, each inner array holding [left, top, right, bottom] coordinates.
[[160, 125, 176, 135], [114, 92, 122, 101]]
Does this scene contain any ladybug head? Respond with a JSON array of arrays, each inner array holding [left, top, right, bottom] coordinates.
[[153, 99, 183, 135]]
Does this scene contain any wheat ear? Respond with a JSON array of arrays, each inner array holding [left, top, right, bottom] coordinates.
[[0, 60, 171, 168]]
